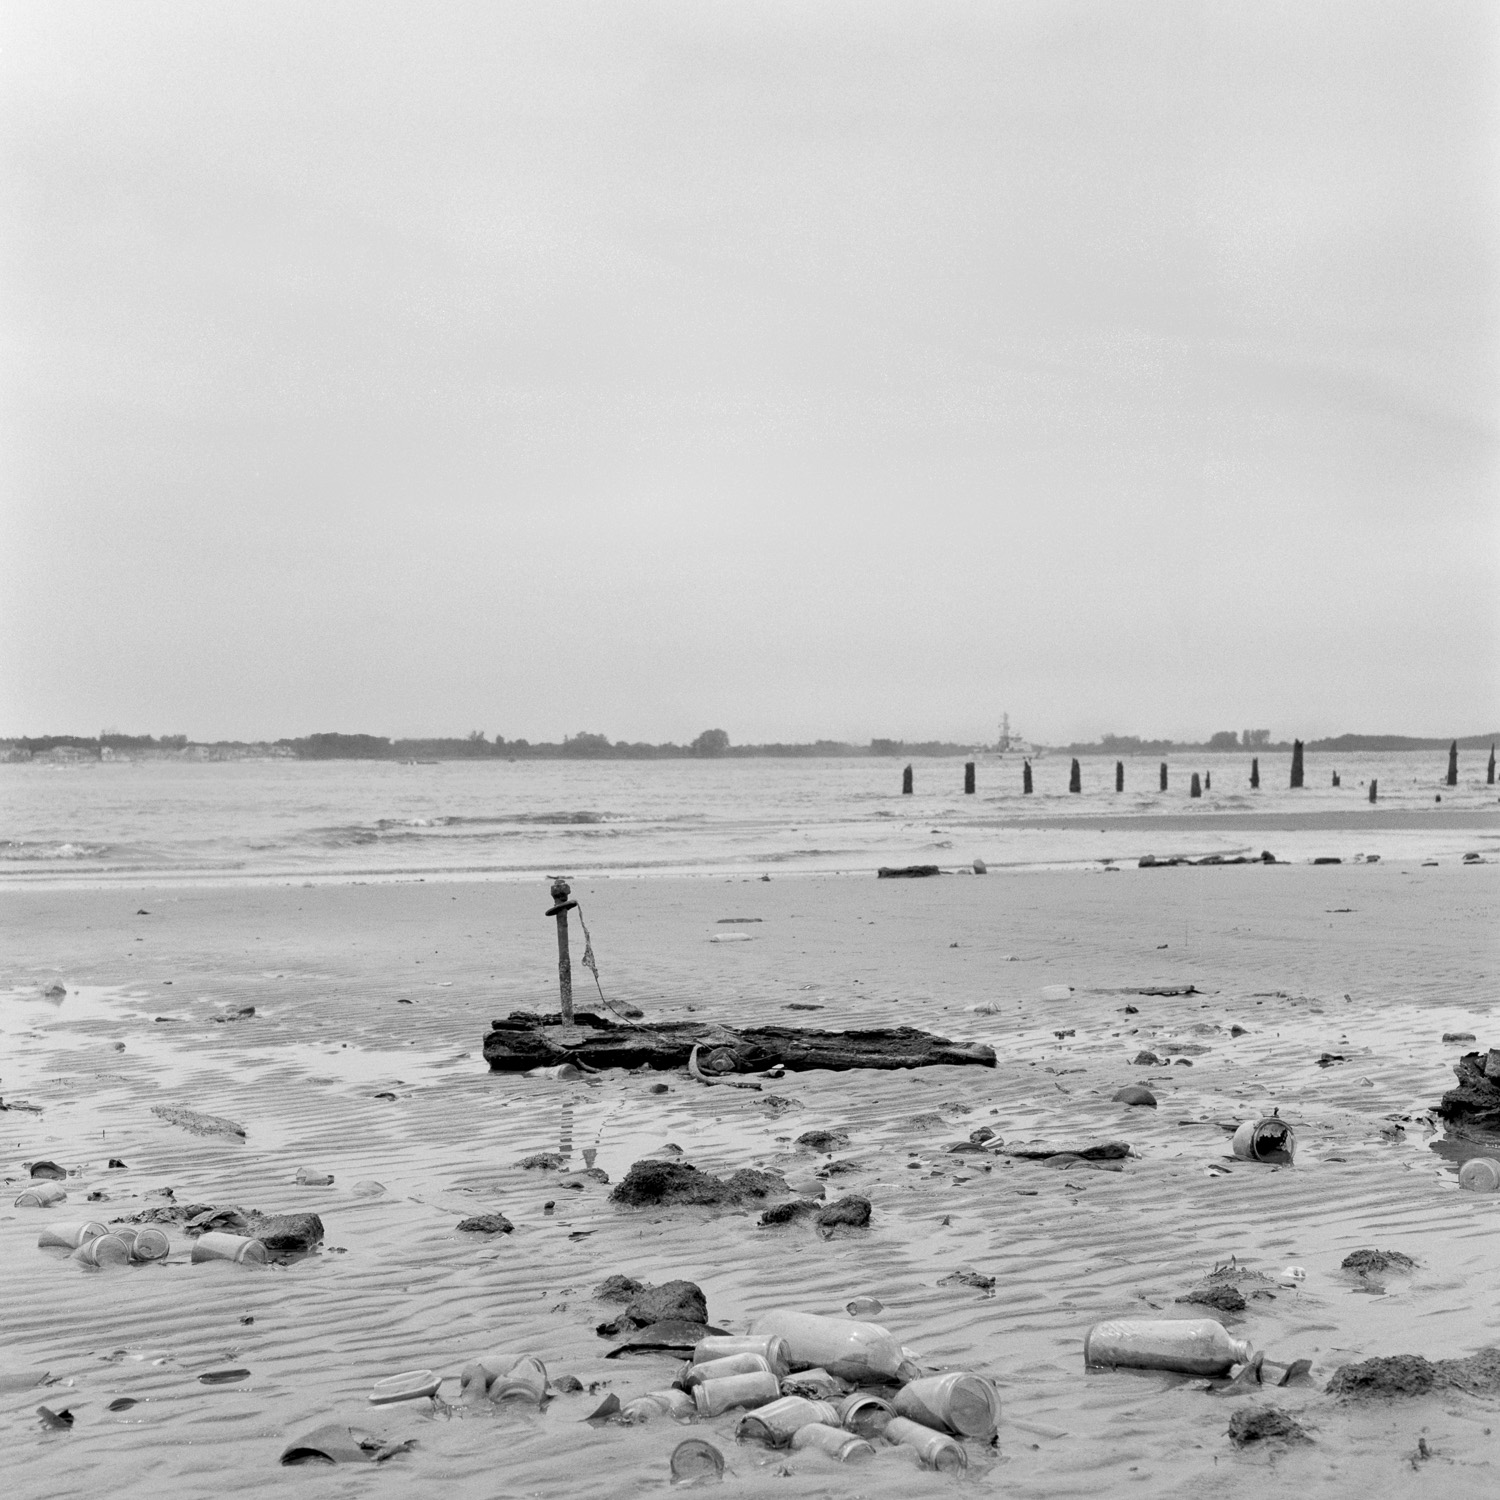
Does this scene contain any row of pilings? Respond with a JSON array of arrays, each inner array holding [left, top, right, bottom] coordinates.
[[899, 741, 1496, 797]]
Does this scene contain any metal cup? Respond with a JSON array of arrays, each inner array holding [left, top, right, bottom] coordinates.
[[1231, 1117, 1296, 1164]]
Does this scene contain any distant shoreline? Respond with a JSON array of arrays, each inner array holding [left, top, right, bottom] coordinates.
[[3, 730, 1496, 765]]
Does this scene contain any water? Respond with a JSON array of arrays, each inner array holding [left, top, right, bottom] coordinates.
[[2, 749, 1495, 885]]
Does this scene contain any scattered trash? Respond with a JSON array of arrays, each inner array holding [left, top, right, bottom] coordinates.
[[1228, 1406, 1311, 1446], [37, 1405, 74, 1430], [1458, 1158, 1500, 1192], [669, 1437, 725, 1483], [876, 865, 941, 879], [1231, 1118, 1295, 1164], [752, 1311, 909, 1382], [279, 1423, 414, 1465], [369, 1370, 442, 1405], [693, 1335, 790, 1376], [845, 1297, 883, 1318], [1084, 1318, 1252, 1376], [38, 1222, 109, 1250], [351, 1180, 386, 1197], [1443, 1032, 1476, 1043], [621, 1389, 696, 1422], [190, 1231, 269, 1266], [892, 1372, 999, 1438], [29, 1161, 67, 1181], [682, 1353, 774, 1389], [788, 1422, 875, 1461], [693, 1369, 780, 1415], [883, 1415, 967, 1471], [295, 1166, 334, 1186], [1001, 1140, 1130, 1162], [72, 1234, 131, 1269], [837, 1391, 895, 1435], [107, 1397, 137, 1411], [198, 1367, 250, 1385], [460, 1352, 548, 1404]]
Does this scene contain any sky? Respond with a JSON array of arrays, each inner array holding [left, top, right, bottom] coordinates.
[[2, 0, 1496, 746]]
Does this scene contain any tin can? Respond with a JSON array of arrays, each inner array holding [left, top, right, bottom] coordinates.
[[1231, 1118, 1295, 1164], [191, 1231, 269, 1265]]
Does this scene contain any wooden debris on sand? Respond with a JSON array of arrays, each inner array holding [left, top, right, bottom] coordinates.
[[482, 1011, 996, 1074]]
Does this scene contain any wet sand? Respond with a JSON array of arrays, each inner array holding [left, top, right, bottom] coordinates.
[[2, 861, 1499, 1497]]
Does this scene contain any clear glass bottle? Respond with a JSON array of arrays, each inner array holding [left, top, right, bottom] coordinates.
[[1084, 1318, 1251, 1376], [752, 1310, 906, 1382]]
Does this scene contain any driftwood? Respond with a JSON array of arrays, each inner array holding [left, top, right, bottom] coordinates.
[[483, 1011, 996, 1074]]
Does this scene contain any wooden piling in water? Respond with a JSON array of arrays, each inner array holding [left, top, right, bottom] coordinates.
[[1069, 759, 1081, 793], [1332, 771, 1340, 787], [1023, 759, 1033, 795], [1447, 741, 1458, 787], [964, 761, 975, 794], [1369, 779, 1378, 803], [1250, 757, 1259, 789], [1290, 740, 1304, 789], [1115, 760, 1124, 792], [1204, 770, 1211, 792], [546, 877, 576, 1024], [1189, 772, 1202, 799], [902, 764, 913, 795], [1159, 762, 1168, 792], [1489, 745, 1495, 785]]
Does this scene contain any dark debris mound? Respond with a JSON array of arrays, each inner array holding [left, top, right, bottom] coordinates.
[[796, 1129, 850, 1152], [1327, 1349, 1500, 1399], [609, 1280, 707, 1332], [816, 1194, 871, 1229], [1436, 1049, 1500, 1133], [456, 1213, 513, 1234], [1341, 1249, 1417, 1277], [594, 1274, 645, 1303], [610, 1159, 787, 1208], [1228, 1407, 1312, 1446], [1178, 1283, 1246, 1312]]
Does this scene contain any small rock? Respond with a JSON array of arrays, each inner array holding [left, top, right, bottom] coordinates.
[[968, 1126, 996, 1144], [648, 1083, 669, 1094], [1443, 1032, 1476, 1043], [1228, 1406, 1311, 1446], [456, 1213, 514, 1234], [796, 1129, 850, 1152], [1113, 1086, 1157, 1107], [816, 1195, 871, 1229], [107, 1159, 127, 1169], [518, 1152, 567, 1170], [551, 1375, 584, 1394], [937, 1268, 995, 1290], [759, 1200, 817, 1227], [1132, 1051, 1161, 1066], [614, 1280, 707, 1330], [609, 1160, 787, 1208], [594, 1274, 645, 1302]]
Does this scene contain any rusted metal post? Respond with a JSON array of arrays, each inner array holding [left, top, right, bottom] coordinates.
[[545, 876, 577, 1023]]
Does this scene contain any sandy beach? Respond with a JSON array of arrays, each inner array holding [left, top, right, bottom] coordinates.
[[1, 856, 1497, 1497]]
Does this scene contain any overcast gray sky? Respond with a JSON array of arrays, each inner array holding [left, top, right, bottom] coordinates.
[[2, 1, 1496, 745]]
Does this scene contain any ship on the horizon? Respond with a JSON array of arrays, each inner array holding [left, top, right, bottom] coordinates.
[[977, 713, 1040, 758]]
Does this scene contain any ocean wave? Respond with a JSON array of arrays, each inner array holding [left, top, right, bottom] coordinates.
[[0, 839, 111, 860]]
